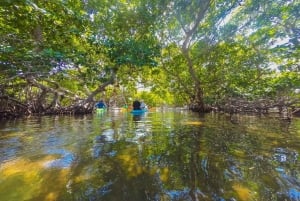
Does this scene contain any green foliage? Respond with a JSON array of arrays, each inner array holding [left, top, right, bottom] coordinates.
[[0, 0, 298, 111], [156, 0, 299, 107], [103, 38, 160, 67], [268, 72, 300, 97]]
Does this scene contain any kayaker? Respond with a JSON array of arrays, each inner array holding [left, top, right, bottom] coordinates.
[[133, 100, 141, 110], [96, 100, 106, 108]]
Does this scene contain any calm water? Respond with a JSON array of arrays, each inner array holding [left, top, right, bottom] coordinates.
[[0, 110, 299, 201]]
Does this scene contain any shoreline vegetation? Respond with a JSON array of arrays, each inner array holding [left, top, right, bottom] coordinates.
[[1, 95, 299, 120], [1, 1, 299, 121]]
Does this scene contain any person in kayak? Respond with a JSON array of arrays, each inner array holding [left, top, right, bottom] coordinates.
[[132, 100, 141, 110], [96, 100, 107, 108]]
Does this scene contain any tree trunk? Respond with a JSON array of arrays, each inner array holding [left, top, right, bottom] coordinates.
[[84, 68, 117, 104], [182, 48, 205, 112], [179, 0, 211, 112]]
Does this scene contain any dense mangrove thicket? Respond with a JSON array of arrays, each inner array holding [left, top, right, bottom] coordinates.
[[0, 0, 299, 118]]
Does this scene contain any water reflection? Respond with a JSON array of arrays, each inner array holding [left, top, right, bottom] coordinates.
[[0, 112, 299, 201], [132, 114, 143, 121], [44, 149, 76, 169]]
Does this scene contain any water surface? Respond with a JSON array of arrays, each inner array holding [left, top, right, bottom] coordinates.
[[0, 111, 299, 201]]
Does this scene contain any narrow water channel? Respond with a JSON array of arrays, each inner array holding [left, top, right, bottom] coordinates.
[[0, 110, 299, 201]]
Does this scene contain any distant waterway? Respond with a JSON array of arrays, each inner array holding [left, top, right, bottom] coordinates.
[[0, 110, 299, 201]]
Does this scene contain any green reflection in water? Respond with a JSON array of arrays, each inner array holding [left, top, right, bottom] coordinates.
[[0, 112, 299, 201]]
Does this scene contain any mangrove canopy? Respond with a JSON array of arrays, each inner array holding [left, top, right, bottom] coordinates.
[[0, 0, 299, 118]]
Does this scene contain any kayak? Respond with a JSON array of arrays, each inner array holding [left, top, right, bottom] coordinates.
[[130, 109, 147, 115], [96, 108, 106, 114]]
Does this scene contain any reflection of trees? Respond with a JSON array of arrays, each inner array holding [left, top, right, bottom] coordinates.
[[68, 140, 163, 200], [152, 125, 225, 200], [143, 115, 272, 200], [71, 113, 300, 200], [100, 145, 163, 201], [1, 112, 299, 200]]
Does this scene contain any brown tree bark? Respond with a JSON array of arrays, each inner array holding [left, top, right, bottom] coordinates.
[[179, 0, 212, 112]]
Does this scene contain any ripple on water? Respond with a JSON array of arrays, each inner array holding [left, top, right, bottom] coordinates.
[[0, 137, 23, 163], [43, 149, 76, 169]]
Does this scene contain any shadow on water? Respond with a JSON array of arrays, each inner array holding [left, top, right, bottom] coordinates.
[[132, 114, 143, 122], [0, 112, 299, 201]]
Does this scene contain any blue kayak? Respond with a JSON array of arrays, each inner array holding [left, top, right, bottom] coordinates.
[[130, 109, 147, 115]]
